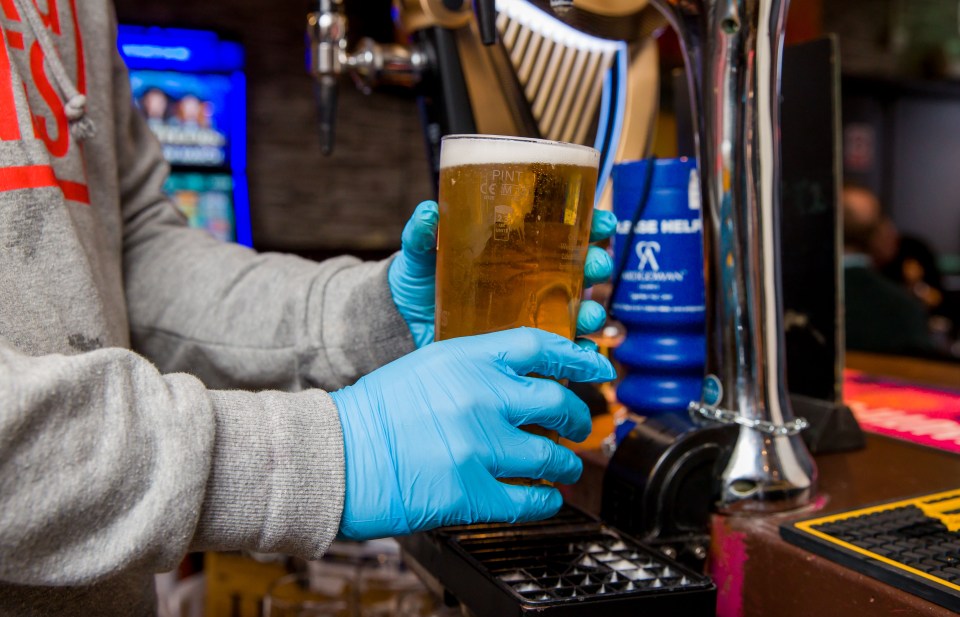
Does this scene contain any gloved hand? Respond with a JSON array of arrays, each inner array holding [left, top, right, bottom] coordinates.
[[388, 200, 618, 348], [331, 327, 617, 541]]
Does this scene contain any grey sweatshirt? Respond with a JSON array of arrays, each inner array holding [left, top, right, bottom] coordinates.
[[0, 2, 414, 615]]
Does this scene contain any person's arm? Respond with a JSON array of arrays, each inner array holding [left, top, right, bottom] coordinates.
[[113, 47, 412, 392], [0, 336, 344, 586]]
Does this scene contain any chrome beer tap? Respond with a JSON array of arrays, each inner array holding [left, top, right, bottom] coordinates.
[[307, 0, 347, 155], [307, 0, 430, 154], [306, 0, 499, 155], [649, 0, 818, 512]]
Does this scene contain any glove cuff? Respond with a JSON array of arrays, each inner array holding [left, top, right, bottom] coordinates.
[[331, 385, 413, 540]]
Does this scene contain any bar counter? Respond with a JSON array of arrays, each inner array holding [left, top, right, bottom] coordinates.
[[567, 353, 960, 617]]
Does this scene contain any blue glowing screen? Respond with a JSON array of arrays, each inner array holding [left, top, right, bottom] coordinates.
[[118, 25, 251, 247]]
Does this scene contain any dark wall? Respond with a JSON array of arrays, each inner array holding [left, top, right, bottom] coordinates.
[[828, 1, 960, 258], [825, 0, 960, 79], [113, 0, 434, 253], [111, 1, 960, 255], [890, 98, 960, 256]]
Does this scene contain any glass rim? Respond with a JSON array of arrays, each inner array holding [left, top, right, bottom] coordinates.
[[441, 133, 599, 156]]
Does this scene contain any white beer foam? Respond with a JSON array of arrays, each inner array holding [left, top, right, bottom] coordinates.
[[440, 134, 599, 169]]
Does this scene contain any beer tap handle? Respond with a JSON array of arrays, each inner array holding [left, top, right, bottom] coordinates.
[[347, 38, 427, 93], [473, 0, 497, 45]]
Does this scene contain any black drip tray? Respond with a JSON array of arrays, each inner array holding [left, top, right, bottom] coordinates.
[[398, 506, 716, 616]]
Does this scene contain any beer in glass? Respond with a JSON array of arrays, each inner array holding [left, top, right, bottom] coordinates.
[[435, 135, 600, 341], [434, 135, 600, 484]]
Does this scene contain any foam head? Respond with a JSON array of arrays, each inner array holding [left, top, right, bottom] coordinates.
[[440, 134, 600, 170]]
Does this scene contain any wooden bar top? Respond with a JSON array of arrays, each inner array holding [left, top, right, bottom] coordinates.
[[569, 349, 960, 617], [570, 433, 959, 616]]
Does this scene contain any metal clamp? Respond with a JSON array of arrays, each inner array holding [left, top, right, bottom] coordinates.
[[688, 402, 810, 437]]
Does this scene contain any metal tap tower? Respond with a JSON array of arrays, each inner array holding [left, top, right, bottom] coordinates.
[[651, 0, 818, 513]]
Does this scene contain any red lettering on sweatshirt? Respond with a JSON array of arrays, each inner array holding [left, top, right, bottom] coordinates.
[[0, 164, 87, 201], [0, 29, 20, 140], [0, 0, 19, 20], [5, 28, 22, 48], [0, 0, 88, 203], [33, 0, 61, 36], [29, 40, 68, 157]]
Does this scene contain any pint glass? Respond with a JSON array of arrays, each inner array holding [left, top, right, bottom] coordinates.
[[435, 135, 600, 342], [434, 135, 600, 484]]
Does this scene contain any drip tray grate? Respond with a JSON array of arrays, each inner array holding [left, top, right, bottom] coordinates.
[[475, 532, 699, 602], [399, 506, 716, 616]]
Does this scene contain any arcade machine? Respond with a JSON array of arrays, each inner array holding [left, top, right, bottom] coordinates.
[[118, 25, 252, 246]]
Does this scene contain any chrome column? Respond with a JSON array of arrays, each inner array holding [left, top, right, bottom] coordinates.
[[651, 0, 818, 512]]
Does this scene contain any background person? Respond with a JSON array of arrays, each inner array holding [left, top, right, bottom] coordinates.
[[841, 184, 934, 355]]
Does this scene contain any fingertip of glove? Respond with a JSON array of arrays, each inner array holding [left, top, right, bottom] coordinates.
[[542, 436, 586, 479], [584, 248, 614, 283], [572, 402, 594, 443], [503, 484, 563, 523], [547, 486, 564, 511], [570, 457, 585, 483], [590, 210, 618, 241], [580, 348, 616, 382], [580, 299, 607, 322], [575, 338, 599, 353], [405, 201, 439, 253], [576, 300, 607, 335], [599, 354, 617, 381], [415, 200, 439, 221], [534, 486, 564, 519]]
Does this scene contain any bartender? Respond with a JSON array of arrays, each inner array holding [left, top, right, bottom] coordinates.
[[0, 1, 618, 615]]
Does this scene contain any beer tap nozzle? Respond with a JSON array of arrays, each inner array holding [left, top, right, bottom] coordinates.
[[314, 76, 338, 156], [307, 0, 347, 155]]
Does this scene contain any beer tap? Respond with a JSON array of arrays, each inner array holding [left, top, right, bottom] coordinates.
[[307, 0, 346, 155], [307, 0, 498, 155], [307, 0, 430, 154], [648, 0, 818, 513]]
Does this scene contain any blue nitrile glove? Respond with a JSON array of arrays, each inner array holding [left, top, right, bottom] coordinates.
[[330, 327, 617, 541], [388, 203, 619, 348], [387, 201, 439, 348]]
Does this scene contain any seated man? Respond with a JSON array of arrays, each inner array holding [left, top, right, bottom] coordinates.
[[841, 185, 934, 356]]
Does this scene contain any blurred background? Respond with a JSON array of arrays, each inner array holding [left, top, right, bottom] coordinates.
[[112, 2, 959, 615], [111, 0, 960, 352]]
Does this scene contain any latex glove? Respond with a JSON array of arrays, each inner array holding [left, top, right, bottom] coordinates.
[[331, 327, 617, 541], [387, 201, 439, 348], [579, 209, 618, 341], [388, 202, 618, 347]]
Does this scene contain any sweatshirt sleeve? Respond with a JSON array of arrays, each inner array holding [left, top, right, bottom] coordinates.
[[112, 46, 414, 392], [0, 337, 344, 586]]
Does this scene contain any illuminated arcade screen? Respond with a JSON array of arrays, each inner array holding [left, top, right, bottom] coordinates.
[[118, 26, 251, 246], [131, 70, 231, 167], [163, 172, 234, 243]]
